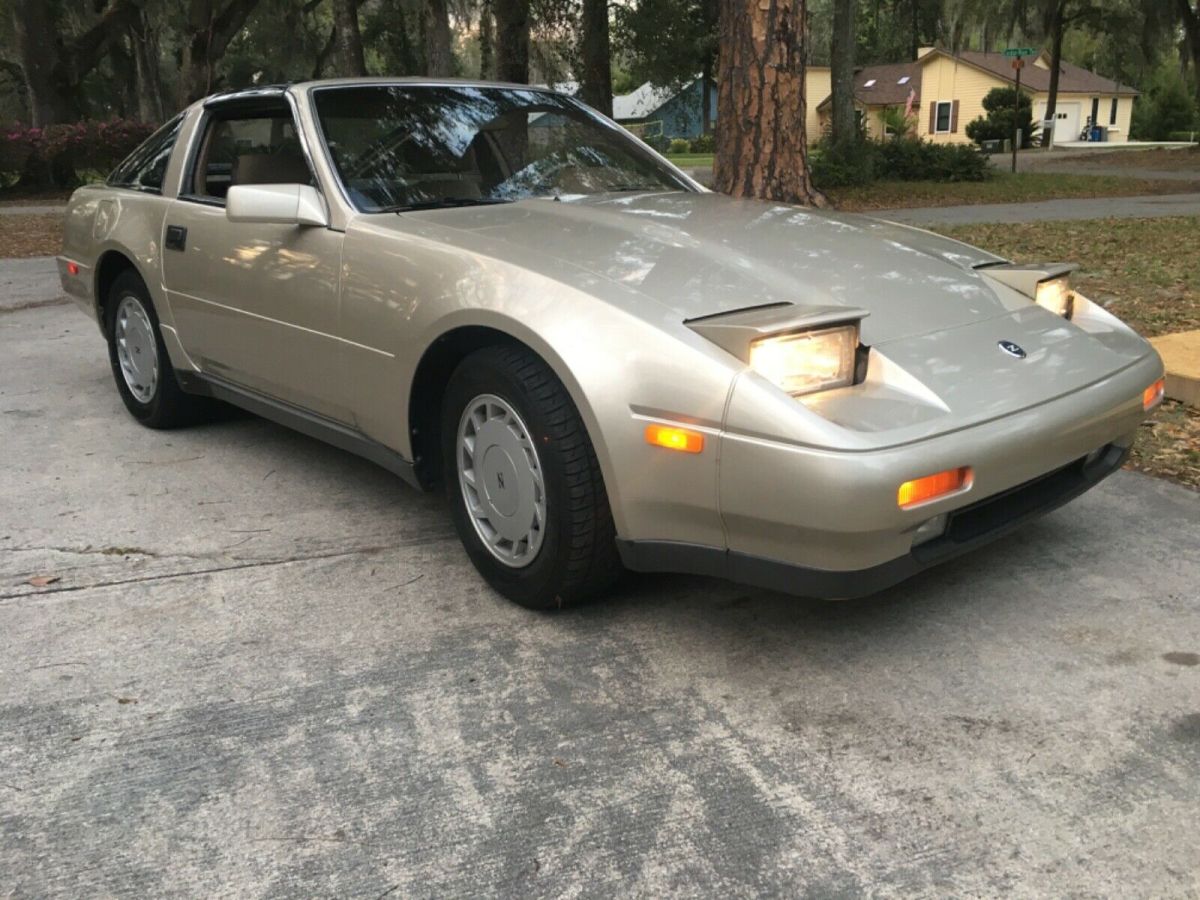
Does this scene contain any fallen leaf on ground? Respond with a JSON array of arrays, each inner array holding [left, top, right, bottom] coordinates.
[[27, 575, 60, 587]]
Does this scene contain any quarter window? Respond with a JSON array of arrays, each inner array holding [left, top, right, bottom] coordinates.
[[107, 113, 185, 194], [934, 101, 953, 133]]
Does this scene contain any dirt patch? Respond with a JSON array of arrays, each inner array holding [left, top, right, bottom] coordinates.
[[0, 214, 64, 258]]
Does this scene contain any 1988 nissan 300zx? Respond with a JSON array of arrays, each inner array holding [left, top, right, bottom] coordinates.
[[59, 79, 1165, 609]]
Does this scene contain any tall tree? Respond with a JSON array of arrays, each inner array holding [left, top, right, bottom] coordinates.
[[580, 0, 613, 115], [479, 0, 495, 78], [178, 0, 262, 104], [712, 0, 824, 205], [1179, 0, 1200, 106], [425, 0, 454, 75], [130, 7, 167, 123], [830, 0, 857, 145], [8, 0, 140, 125], [494, 0, 529, 82], [614, 0, 718, 132], [332, 0, 368, 75]]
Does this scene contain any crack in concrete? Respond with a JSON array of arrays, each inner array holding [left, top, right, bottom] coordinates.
[[0, 533, 457, 603]]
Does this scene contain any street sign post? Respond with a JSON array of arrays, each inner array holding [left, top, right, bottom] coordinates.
[[1003, 48, 1034, 172]]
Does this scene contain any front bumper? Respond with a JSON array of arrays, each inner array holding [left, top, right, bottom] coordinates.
[[618, 442, 1128, 598], [618, 348, 1161, 599]]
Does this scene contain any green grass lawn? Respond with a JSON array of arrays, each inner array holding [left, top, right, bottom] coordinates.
[[664, 153, 714, 168]]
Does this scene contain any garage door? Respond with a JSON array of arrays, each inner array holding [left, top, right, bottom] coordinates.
[[1038, 101, 1080, 143]]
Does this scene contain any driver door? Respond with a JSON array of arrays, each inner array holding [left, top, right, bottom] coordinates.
[[162, 99, 351, 423]]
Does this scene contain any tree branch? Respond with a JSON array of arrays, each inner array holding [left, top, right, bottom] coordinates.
[[66, 0, 141, 80]]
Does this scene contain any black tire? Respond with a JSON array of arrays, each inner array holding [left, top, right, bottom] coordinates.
[[441, 345, 622, 609], [105, 269, 205, 429]]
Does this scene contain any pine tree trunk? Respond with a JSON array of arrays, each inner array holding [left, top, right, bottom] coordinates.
[[332, 0, 368, 76], [712, 0, 825, 205], [579, 0, 613, 116], [830, 0, 857, 146], [494, 0, 529, 83], [424, 0, 454, 76]]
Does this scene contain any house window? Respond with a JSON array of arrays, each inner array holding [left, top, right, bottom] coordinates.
[[934, 101, 953, 133], [1110, 97, 1118, 125], [1090, 97, 1100, 126]]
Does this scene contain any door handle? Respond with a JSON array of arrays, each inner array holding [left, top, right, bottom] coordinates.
[[165, 225, 187, 252]]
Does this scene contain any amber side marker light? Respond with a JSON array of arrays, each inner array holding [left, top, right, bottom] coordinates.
[[1143, 378, 1165, 411], [645, 424, 704, 454], [898, 466, 972, 509]]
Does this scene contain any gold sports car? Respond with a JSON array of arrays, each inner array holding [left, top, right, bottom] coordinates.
[[58, 79, 1166, 609]]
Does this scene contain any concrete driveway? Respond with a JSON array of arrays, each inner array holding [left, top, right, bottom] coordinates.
[[2, 300, 1199, 898]]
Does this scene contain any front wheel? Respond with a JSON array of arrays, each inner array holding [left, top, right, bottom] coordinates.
[[441, 346, 622, 609]]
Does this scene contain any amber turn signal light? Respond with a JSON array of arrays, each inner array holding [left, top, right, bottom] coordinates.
[[1142, 378, 1165, 411], [644, 424, 704, 454], [897, 466, 972, 509]]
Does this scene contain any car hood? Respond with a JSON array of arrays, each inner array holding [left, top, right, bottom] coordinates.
[[404, 191, 1008, 345]]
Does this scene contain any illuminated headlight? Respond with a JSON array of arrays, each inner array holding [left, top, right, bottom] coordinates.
[[1036, 275, 1074, 318], [748, 324, 858, 397]]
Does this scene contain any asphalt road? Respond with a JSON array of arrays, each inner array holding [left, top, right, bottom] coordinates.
[[2, 301, 1200, 898]]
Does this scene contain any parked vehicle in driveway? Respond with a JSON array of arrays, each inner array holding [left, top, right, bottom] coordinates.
[[58, 78, 1165, 608]]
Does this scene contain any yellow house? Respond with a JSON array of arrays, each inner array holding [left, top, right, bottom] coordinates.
[[814, 47, 1139, 145]]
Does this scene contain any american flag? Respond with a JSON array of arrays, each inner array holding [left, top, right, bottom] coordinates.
[[904, 87, 917, 120]]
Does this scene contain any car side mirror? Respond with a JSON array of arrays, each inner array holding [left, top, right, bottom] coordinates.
[[226, 183, 328, 228]]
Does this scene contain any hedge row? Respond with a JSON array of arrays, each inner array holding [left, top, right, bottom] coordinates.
[[1, 119, 157, 187], [810, 135, 990, 188]]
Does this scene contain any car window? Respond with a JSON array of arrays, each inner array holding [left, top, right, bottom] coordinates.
[[312, 85, 690, 212], [107, 113, 185, 194], [191, 110, 312, 201]]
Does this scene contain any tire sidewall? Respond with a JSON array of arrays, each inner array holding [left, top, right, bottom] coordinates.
[[442, 356, 577, 609], [106, 272, 168, 424]]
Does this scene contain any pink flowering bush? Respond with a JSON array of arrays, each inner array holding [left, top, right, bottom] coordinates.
[[1, 119, 157, 186]]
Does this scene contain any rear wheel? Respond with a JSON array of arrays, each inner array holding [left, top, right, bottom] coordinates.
[[442, 345, 622, 609], [105, 269, 204, 429]]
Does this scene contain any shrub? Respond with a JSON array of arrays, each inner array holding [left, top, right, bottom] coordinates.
[[966, 87, 1037, 148], [811, 135, 989, 189], [689, 132, 715, 154], [878, 137, 989, 182], [668, 137, 692, 155], [809, 136, 877, 187], [0, 118, 157, 188], [1167, 131, 1199, 143]]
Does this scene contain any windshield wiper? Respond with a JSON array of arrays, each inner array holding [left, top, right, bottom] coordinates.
[[384, 197, 514, 213]]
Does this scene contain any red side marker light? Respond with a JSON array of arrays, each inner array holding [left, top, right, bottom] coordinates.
[[66, 261, 80, 276]]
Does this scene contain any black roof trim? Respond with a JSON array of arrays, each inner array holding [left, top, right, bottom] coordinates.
[[203, 85, 292, 107]]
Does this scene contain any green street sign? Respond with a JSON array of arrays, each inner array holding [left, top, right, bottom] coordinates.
[[1003, 47, 1036, 57]]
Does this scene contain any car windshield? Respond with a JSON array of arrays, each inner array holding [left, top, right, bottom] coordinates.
[[311, 84, 691, 212]]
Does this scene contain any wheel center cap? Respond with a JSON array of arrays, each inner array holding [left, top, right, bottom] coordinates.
[[481, 445, 520, 517]]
